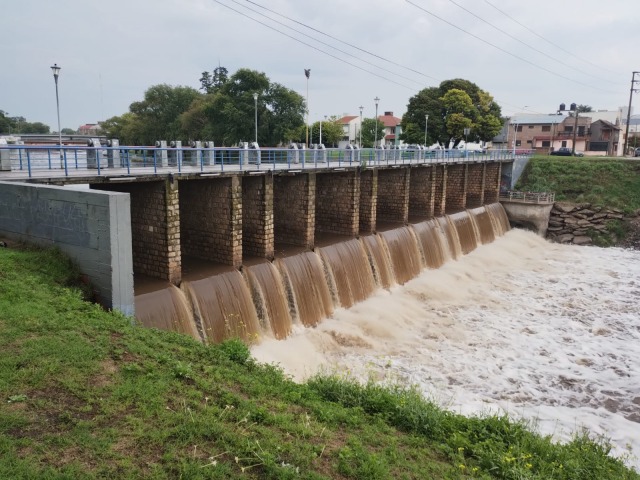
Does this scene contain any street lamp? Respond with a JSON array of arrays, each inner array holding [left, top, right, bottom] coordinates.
[[424, 114, 429, 146], [253, 92, 258, 144], [513, 123, 519, 156], [50, 63, 63, 168], [359, 106, 363, 147], [463, 127, 470, 158], [374, 96, 380, 147]]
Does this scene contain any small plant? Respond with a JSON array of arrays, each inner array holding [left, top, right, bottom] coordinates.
[[217, 338, 251, 365], [7, 394, 27, 403], [172, 360, 194, 380]]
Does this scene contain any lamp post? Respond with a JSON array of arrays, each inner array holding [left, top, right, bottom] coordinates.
[[424, 114, 429, 146], [513, 123, 519, 156], [304, 68, 311, 147], [50, 63, 63, 168], [359, 106, 363, 147], [253, 92, 258, 144], [464, 127, 470, 158], [374, 96, 380, 148]]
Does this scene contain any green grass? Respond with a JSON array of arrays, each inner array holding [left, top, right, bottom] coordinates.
[[0, 245, 638, 479], [515, 156, 640, 213]]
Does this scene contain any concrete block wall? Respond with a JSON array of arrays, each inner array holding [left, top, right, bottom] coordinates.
[[179, 177, 242, 267], [93, 180, 181, 284], [465, 163, 485, 208], [358, 169, 378, 234], [433, 165, 447, 217], [484, 163, 501, 203], [0, 181, 134, 315], [273, 173, 316, 248], [445, 164, 467, 213], [408, 165, 435, 219], [242, 174, 274, 259], [315, 171, 360, 236], [376, 167, 410, 223]]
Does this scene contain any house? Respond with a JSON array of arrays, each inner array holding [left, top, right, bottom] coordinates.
[[506, 113, 591, 154], [378, 111, 402, 147], [337, 115, 361, 148], [78, 123, 102, 135], [589, 120, 620, 156]]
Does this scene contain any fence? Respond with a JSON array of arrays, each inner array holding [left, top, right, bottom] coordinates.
[[0, 144, 526, 179]]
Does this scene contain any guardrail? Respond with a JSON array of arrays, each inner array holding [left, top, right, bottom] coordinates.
[[499, 191, 555, 204], [0, 144, 527, 179]]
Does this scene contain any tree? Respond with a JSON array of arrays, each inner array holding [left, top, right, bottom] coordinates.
[[128, 84, 202, 144], [200, 66, 229, 94], [101, 112, 143, 145], [360, 118, 385, 148], [401, 79, 502, 146], [310, 119, 342, 147], [181, 68, 305, 146], [61, 128, 76, 135]]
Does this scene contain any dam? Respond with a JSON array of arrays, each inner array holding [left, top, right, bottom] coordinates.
[[0, 143, 517, 341]]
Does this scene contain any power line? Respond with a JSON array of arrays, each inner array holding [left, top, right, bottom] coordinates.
[[211, 0, 417, 91], [482, 0, 616, 76], [211, 0, 578, 117], [225, 0, 425, 87], [241, 0, 440, 83], [406, 0, 617, 94], [446, 0, 619, 86]]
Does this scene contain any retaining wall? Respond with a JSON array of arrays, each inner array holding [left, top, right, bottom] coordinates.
[[0, 181, 134, 315]]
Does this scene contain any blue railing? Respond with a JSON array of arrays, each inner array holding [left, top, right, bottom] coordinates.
[[0, 144, 524, 179]]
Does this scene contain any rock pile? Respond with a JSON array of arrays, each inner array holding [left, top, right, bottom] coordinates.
[[546, 202, 626, 245]]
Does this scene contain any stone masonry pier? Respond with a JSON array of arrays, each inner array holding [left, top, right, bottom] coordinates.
[[0, 160, 507, 314], [89, 162, 503, 289]]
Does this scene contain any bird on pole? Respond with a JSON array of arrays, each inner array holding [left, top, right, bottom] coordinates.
[[304, 69, 311, 147]]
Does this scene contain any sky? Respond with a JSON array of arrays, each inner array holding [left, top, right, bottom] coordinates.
[[2, 0, 639, 132]]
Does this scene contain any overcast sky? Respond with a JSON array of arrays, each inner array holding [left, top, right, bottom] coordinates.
[[2, 0, 639, 132]]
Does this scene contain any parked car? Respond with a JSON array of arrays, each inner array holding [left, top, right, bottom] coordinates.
[[634, 147, 640, 157], [551, 147, 584, 157]]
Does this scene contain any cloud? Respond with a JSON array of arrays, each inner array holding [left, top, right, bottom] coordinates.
[[2, 0, 638, 133]]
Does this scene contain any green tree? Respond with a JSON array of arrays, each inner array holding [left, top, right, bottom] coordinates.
[[21, 122, 50, 134], [128, 84, 202, 144], [360, 118, 385, 148], [310, 119, 342, 147], [101, 112, 143, 145], [181, 68, 305, 146], [401, 79, 502, 146], [200, 66, 229, 94], [61, 128, 76, 135]]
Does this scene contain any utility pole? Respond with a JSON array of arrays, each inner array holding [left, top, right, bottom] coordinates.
[[571, 104, 579, 156], [623, 71, 640, 156]]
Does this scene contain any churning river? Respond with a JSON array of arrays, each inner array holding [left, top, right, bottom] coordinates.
[[252, 229, 640, 470]]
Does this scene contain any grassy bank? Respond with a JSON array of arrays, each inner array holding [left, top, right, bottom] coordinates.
[[516, 156, 640, 213], [0, 245, 638, 479]]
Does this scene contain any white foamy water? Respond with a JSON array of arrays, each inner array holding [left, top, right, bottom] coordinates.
[[252, 229, 640, 470]]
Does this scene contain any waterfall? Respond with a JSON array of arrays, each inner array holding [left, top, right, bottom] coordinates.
[[134, 203, 511, 343]]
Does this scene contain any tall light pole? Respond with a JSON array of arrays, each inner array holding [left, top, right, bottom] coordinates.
[[374, 96, 380, 147], [304, 68, 311, 147], [359, 106, 363, 147], [424, 114, 429, 146], [50, 63, 63, 168], [464, 127, 470, 158], [513, 123, 518, 156], [253, 92, 258, 144]]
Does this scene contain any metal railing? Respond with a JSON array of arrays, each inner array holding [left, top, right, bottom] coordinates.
[[499, 191, 555, 204], [0, 144, 527, 179]]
